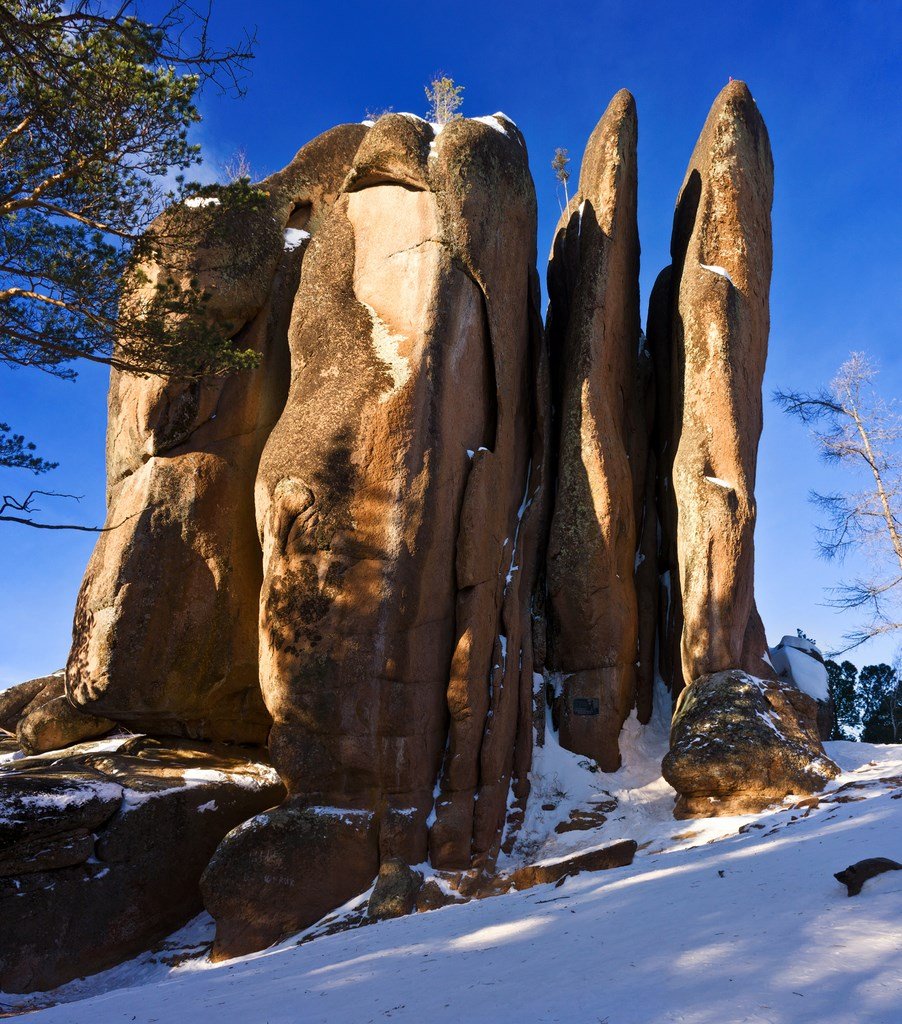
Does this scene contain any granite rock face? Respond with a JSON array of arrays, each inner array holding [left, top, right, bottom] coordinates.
[[661, 670, 839, 818], [649, 83, 838, 816], [544, 90, 642, 771], [65, 125, 367, 745], [0, 672, 113, 754], [663, 80, 774, 687], [0, 737, 284, 992], [5, 83, 834, 966], [203, 112, 549, 956]]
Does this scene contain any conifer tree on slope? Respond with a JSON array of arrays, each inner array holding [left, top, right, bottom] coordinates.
[[0, 1, 256, 510]]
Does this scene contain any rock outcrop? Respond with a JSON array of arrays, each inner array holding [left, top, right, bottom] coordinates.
[[508, 838, 637, 889], [653, 83, 838, 816], [65, 125, 367, 745], [0, 675, 48, 732], [663, 80, 774, 686], [768, 634, 833, 738], [368, 858, 425, 919], [1, 82, 834, 970], [0, 737, 283, 993], [203, 112, 549, 957], [545, 90, 642, 771], [661, 670, 839, 817], [1, 672, 114, 754]]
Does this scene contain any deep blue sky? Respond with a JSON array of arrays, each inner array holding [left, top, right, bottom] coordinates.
[[1, 0, 900, 686]]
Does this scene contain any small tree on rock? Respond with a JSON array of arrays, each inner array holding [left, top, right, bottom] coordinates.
[[552, 147, 571, 215], [425, 75, 464, 124]]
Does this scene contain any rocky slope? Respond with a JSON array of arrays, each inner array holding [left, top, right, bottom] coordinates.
[[5, 739, 899, 1022]]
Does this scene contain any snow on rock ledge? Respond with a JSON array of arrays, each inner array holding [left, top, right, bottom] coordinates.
[[768, 634, 830, 702], [0, 737, 284, 994]]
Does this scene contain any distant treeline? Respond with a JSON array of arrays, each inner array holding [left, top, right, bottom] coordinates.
[[827, 660, 901, 742]]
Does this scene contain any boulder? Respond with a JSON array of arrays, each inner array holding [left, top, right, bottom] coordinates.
[[0, 675, 49, 733], [509, 838, 637, 889], [204, 112, 549, 955], [834, 858, 902, 897], [661, 670, 839, 818], [545, 90, 642, 771], [65, 124, 368, 744], [201, 801, 379, 960], [368, 858, 424, 920], [0, 736, 284, 992], [8, 673, 114, 754], [666, 80, 774, 684]]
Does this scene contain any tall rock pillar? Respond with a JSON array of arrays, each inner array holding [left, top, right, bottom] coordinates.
[[545, 90, 642, 770]]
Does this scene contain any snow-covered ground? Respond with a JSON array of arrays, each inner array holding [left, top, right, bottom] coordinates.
[[5, 719, 901, 1023]]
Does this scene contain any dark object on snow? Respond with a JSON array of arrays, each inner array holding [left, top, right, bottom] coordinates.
[[368, 858, 424, 919], [834, 857, 902, 896]]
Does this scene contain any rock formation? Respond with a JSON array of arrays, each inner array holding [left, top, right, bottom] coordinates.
[[1, 671, 113, 753], [545, 89, 642, 771], [202, 111, 549, 958], [0, 82, 843, 979], [769, 634, 833, 739], [0, 736, 283, 992], [662, 670, 840, 817], [653, 82, 837, 812], [65, 125, 367, 744], [658, 80, 775, 687]]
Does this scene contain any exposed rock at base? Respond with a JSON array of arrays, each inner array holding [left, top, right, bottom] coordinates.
[[0, 737, 284, 993], [545, 90, 642, 771], [661, 670, 839, 819], [666, 80, 774, 684], [0, 676, 49, 733], [7, 673, 114, 754], [65, 124, 368, 745], [368, 858, 425, 920], [201, 802, 378, 960], [509, 838, 637, 889], [415, 878, 467, 912]]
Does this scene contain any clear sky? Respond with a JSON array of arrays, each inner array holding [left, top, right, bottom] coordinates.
[[1, 0, 900, 686]]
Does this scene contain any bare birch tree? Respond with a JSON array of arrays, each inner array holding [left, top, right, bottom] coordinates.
[[775, 352, 902, 652]]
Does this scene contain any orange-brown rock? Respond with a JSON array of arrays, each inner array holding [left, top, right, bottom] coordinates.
[[544, 90, 641, 770], [667, 80, 773, 684], [662, 670, 839, 818], [508, 838, 637, 889], [7, 673, 114, 754], [65, 125, 367, 744], [0, 675, 48, 733], [204, 113, 549, 955]]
